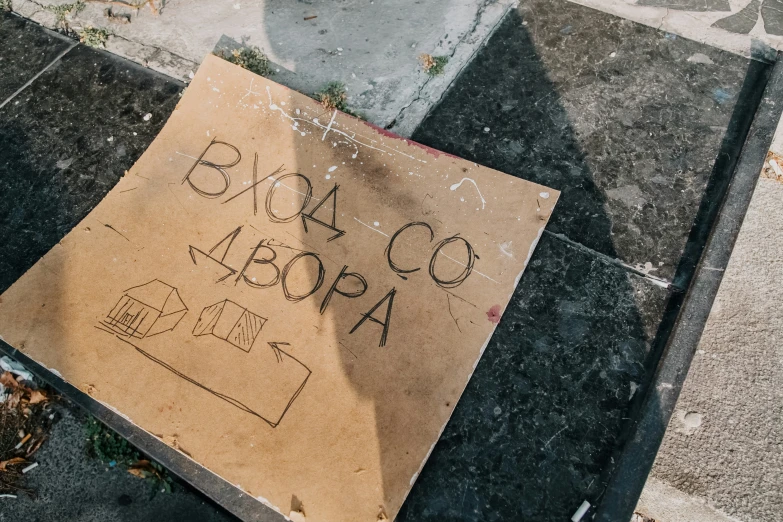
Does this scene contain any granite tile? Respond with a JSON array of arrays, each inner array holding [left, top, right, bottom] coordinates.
[[0, 12, 72, 102], [0, 44, 182, 292], [412, 1, 763, 281], [399, 234, 670, 521]]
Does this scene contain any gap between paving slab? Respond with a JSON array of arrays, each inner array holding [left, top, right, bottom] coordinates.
[[9, 0, 516, 136]]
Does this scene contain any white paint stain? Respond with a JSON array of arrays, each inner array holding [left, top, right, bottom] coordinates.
[[328, 166, 338, 172], [539, 191, 550, 199], [634, 261, 657, 274], [322, 109, 338, 141], [256, 83, 427, 163], [449, 178, 486, 209], [499, 241, 513, 258]]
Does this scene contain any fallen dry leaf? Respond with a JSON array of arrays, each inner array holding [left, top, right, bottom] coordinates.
[[4, 389, 23, 409], [26, 437, 46, 457], [0, 458, 28, 471], [127, 468, 148, 478], [128, 459, 161, 480], [28, 390, 47, 405], [0, 372, 20, 390]]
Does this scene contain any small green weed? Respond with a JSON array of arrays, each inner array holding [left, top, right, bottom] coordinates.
[[216, 46, 272, 77], [79, 26, 109, 47], [1, 0, 12, 12], [313, 82, 364, 118], [46, 1, 85, 28], [420, 54, 449, 76], [315, 82, 348, 112], [85, 416, 139, 466], [85, 417, 173, 494]]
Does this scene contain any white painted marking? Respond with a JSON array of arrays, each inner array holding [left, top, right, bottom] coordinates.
[[438, 252, 499, 284], [260, 84, 427, 163], [499, 241, 513, 258], [449, 178, 486, 209], [353, 217, 390, 237], [322, 110, 338, 141]]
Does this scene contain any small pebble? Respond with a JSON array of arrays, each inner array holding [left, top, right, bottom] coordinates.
[[483, 127, 490, 133], [143, 113, 152, 121]]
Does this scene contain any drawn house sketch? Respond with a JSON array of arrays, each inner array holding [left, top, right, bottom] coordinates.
[[102, 279, 188, 338], [99, 284, 310, 428], [193, 299, 266, 352]]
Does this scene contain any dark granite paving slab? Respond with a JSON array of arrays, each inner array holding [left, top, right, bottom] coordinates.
[[412, 0, 762, 282], [399, 234, 670, 522], [0, 12, 72, 102], [0, 44, 182, 293]]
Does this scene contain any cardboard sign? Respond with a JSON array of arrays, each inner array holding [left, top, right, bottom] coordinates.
[[0, 55, 558, 521]]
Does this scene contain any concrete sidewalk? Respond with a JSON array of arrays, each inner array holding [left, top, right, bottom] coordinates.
[[8, 0, 516, 136]]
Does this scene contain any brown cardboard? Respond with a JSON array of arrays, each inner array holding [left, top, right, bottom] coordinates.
[[0, 54, 559, 521]]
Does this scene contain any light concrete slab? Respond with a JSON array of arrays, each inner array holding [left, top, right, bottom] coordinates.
[[638, 478, 743, 522], [637, 119, 783, 522], [9, 0, 515, 135], [569, 0, 783, 58]]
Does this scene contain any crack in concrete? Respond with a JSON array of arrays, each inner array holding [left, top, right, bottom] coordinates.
[[108, 32, 198, 72], [388, 0, 516, 134], [390, 0, 498, 122], [658, 7, 671, 30]]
